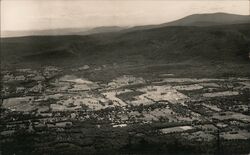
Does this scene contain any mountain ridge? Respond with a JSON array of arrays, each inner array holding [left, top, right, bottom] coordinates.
[[2, 12, 250, 38], [125, 12, 250, 32]]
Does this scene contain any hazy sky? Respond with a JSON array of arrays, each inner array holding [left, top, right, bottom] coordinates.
[[1, 0, 249, 31]]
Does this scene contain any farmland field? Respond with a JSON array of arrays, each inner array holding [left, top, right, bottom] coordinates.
[[1, 64, 250, 154]]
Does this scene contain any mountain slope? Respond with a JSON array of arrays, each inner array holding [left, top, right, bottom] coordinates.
[[2, 24, 250, 64], [1, 20, 250, 77]]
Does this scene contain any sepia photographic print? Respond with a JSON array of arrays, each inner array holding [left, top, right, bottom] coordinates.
[[1, 0, 250, 154]]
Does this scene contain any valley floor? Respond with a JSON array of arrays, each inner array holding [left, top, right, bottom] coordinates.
[[1, 65, 250, 155]]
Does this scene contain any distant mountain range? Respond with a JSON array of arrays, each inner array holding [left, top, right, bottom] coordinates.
[[1, 26, 127, 38], [2, 13, 250, 38]]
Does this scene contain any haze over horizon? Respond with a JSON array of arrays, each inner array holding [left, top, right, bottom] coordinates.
[[1, 0, 249, 33]]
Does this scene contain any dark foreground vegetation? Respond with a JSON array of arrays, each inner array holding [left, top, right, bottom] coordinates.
[[1, 115, 250, 155]]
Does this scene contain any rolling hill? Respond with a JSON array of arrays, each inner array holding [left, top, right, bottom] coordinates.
[[1, 13, 250, 77]]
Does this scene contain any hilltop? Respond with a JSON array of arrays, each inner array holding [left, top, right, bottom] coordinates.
[[164, 12, 250, 26]]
